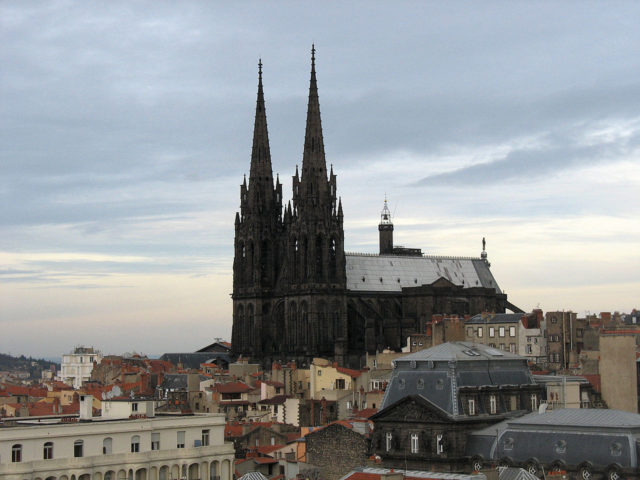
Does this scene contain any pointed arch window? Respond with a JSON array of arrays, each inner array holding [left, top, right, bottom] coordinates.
[[329, 238, 337, 281], [315, 235, 324, 281]]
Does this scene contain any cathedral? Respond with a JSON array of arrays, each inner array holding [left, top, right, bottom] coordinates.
[[231, 47, 518, 368]]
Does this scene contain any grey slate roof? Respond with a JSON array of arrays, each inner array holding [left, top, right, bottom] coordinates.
[[508, 408, 640, 429], [345, 254, 501, 293], [471, 409, 640, 436], [381, 342, 534, 413], [340, 467, 485, 480], [497, 467, 539, 480], [239, 473, 269, 480], [396, 341, 523, 363], [467, 313, 524, 324]]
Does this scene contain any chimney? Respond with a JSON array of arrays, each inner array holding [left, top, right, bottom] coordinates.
[[79, 394, 93, 420]]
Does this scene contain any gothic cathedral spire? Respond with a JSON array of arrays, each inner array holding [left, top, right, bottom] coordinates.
[[247, 59, 275, 212], [299, 45, 329, 206]]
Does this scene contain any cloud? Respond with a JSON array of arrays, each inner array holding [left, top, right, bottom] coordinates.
[[413, 118, 640, 186]]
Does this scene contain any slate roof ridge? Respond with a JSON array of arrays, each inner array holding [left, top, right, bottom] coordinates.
[[395, 341, 524, 362], [345, 252, 482, 261]]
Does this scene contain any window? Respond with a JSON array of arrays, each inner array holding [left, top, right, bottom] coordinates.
[[530, 394, 538, 411], [103, 437, 112, 455], [411, 433, 419, 453], [12, 444, 22, 463], [386, 432, 393, 452], [417, 378, 424, 390], [74, 440, 84, 458], [270, 436, 275, 446], [489, 343, 496, 348], [151, 433, 160, 450], [576, 328, 584, 338], [335, 378, 345, 389], [489, 327, 495, 338], [509, 343, 516, 353], [44, 441, 53, 460], [132, 402, 138, 412], [177, 431, 185, 449], [503, 437, 514, 451], [554, 440, 567, 454], [317, 370, 322, 376], [611, 441, 623, 457], [489, 395, 497, 414], [478, 327, 483, 338], [509, 326, 516, 337], [499, 327, 505, 337], [499, 343, 505, 350], [436, 434, 445, 454], [468, 398, 476, 415], [466, 327, 473, 337], [131, 435, 140, 453], [551, 316, 558, 324], [525, 345, 532, 354], [509, 395, 518, 411]]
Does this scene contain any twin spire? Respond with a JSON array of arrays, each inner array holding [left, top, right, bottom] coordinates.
[[248, 46, 329, 208]]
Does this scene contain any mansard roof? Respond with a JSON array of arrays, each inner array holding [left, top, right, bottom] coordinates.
[[344, 254, 501, 293], [380, 342, 535, 413]]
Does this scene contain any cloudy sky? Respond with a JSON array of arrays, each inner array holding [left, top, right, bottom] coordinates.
[[1, 1, 639, 358]]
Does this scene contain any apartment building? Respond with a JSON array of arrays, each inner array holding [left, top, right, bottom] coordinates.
[[58, 346, 103, 390], [464, 311, 546, 364], [0, 395, 234, 480]]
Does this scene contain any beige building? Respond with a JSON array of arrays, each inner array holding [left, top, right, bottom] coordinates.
[[465, 311, 546, 364], [0, 396, 234, 480], [599, 333, 638, 412]]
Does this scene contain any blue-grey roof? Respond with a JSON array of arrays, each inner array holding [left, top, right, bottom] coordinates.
[[340, 467, 485, 480], [396, 342, 524, 363], [498, 467, 539, 480], [467, 313, 524, 324], [509, 408, 640, 429], [239, 473, 269, 480], [345, 254, 501, 293], [381, 342, 534, 413], [471, 409, 640, 436]]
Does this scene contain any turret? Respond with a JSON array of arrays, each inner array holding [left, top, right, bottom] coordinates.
[[378, 197, 394, 254]]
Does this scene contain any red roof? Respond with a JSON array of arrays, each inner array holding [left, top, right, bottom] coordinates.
[[256, 444, 285, 455], [258, 395, 287, 405], [225, 424, 244, 437], [352, 408, 378, 419], [254, 457, 278, 464], [214, 381, 252, 394], [336, 366, 363, 378]]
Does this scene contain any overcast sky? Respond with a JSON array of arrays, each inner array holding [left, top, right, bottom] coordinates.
[[1, 1, 639, 358]]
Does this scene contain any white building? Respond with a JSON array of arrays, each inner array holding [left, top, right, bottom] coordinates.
[[0, 396, 234, 480], [58, 346, 103, 389]]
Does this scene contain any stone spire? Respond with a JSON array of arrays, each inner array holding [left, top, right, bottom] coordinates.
[[300, 45, 328, 198], [248, 59, 274, 208]]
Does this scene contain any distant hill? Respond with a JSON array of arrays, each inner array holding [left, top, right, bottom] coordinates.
[[0, 353, 59, 380]]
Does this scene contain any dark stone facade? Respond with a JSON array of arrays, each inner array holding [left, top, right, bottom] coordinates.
[[305, 423, 370, 480], [231, 49, 512, 368], [371, 394, 530, 472]]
